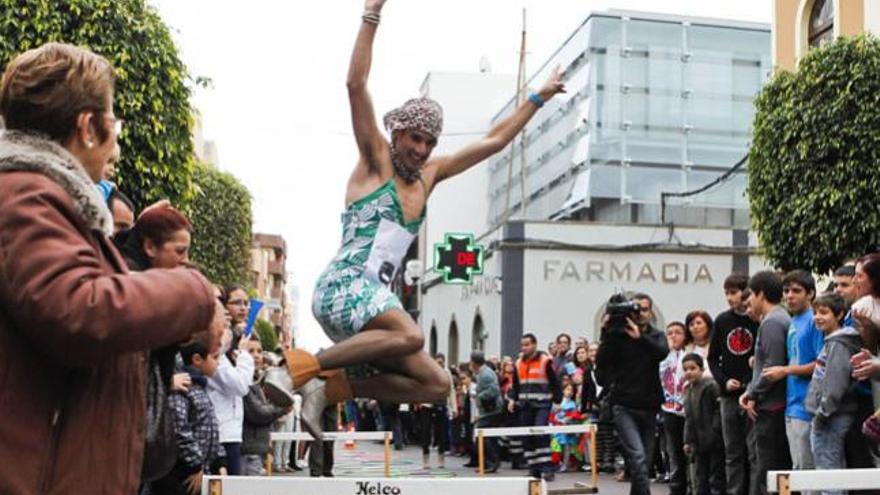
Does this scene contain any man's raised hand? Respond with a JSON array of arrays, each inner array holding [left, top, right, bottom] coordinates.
[[537, 65, 567, 102]]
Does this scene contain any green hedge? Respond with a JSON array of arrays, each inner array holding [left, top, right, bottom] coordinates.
[[188, 163, 253, 288], [254, 318, 279, 352], [748, 34, 880, 273], [0, 0, 197, 209]]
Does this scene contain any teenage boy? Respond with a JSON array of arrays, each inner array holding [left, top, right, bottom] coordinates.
[[761, 270, 824, 476], [739, 271, 792, 495], [708, 274, 758, 495]]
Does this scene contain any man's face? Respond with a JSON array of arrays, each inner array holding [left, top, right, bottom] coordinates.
[[784, 282, 813, 315], [749, 291, 768, 320], [521, 338, 536, 357], [110, 198, 134, 233], [725, 288, 744, 311], [556, 336, 570, 354], [833, 275, 857, 305], [636, 298, 653, 326], [393, 129, 437, 171]]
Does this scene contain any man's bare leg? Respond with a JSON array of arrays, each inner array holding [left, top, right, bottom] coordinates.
[[315, 309, 424, 370], [350, 349, 450, 403]]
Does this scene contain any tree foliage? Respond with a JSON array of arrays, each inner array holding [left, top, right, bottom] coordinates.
[[748, 34, 880, 273], [0, 0, 197, 208], [188, 163, 253, 288], [254, 318, 279, 353]]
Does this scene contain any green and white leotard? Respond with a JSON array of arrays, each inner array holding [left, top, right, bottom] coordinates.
[[312, 178, 425, 343]]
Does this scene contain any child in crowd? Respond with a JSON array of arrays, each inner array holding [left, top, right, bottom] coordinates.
[[550, 383, 586, 472], [683, 353, 725, 495], [153, 338, 226, 495], [242, 337, 290, 475], [806, 293, 862, 490], [660, 321, 690, 495]]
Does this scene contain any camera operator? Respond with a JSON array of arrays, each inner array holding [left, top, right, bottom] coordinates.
[[596, 293, 668, 495]]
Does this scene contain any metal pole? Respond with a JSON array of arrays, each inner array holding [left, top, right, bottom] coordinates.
[[504, 7, 528, 221], [519, 8, 529, 219]]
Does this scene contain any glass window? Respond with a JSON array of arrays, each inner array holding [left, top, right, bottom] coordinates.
[[809, 0, 834, 48]]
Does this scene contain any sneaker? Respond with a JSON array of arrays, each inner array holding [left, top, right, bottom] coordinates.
[[542, 472, 555, 482]]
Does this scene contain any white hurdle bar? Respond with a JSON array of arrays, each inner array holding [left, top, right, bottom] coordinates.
[[473, 424, 598, 493], [203, 476, 545, 495], [269, 431, 393, 478], [768, 468, 880, 495]]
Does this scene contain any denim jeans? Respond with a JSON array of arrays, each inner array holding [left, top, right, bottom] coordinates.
[[612, 405, 657, 495], [477, 414, 501, 469], [242, 454, 265, 475], [811, 413, 854, 495], [720, 396, 758, 495], [222, 442, 242, 475]]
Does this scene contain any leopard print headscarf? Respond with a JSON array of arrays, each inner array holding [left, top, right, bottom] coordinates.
[[383, 97, 444, 139], [384, 98, 444, 184]]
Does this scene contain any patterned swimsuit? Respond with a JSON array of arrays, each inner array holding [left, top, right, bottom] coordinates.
[[312, 178, 425, 343]]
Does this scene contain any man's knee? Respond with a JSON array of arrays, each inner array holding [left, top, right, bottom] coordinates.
[[400, 324, 425, 353], [425, 368, 450, 401]]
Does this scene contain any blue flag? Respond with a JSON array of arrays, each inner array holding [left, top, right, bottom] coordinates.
[[244, 298, 264, 337]]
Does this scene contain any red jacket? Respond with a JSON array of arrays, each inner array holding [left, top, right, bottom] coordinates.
[[0, 131, 216, 494]]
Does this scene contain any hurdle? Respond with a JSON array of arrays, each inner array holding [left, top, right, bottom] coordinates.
[[202, 476, 546, 495], [269, 431, 394, 477], [767, 468, 880, 495], [474, 423, 598, 494]]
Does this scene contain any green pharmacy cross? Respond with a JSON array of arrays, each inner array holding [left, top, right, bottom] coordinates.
[[433, 233, 484, 285]]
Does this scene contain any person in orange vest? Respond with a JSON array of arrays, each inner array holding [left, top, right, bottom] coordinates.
[[512, 333, 562, 481]]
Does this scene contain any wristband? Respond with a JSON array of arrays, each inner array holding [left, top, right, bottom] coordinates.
[[528, 92, 544, 108]]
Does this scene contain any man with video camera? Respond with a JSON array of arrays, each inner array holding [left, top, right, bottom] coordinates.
[[596, 293, 669, 495]]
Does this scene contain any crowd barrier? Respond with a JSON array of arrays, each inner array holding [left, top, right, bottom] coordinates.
[[202, 476, 545, 495], [767, 468, 880, 495], [474, 423, 598, 494]]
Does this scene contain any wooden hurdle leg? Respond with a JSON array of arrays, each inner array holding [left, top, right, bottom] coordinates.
[[590, 424, 598, 488], [266, 453, 273, 477], [384, 432, 392, 479], [778, 473, 791, 495], [478, 430, 486, 477], [209, 478, 223, 495]]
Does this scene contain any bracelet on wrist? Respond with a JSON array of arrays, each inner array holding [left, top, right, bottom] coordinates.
[[528, 92, 544, 108], [362, 11, 381, 25]]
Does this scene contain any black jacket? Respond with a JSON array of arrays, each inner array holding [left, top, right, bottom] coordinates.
[[684, 377, 723, 453], [241, 380, 287, 456], [595, 325, 668, 411]]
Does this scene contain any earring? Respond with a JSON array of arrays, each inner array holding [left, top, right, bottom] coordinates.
[[86, 141, 94, 149]]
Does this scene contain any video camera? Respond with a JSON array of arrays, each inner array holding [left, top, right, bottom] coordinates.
[[602, 292, 642, 338]]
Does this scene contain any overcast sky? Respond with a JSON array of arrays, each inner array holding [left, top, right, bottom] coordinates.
[[150, 0, 772, 351]]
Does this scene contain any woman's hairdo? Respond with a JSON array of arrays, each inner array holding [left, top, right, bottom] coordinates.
[[0, 42, 115, 141]]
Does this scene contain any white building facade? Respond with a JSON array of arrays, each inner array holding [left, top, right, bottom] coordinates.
[[414, 10, 772, 365]]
